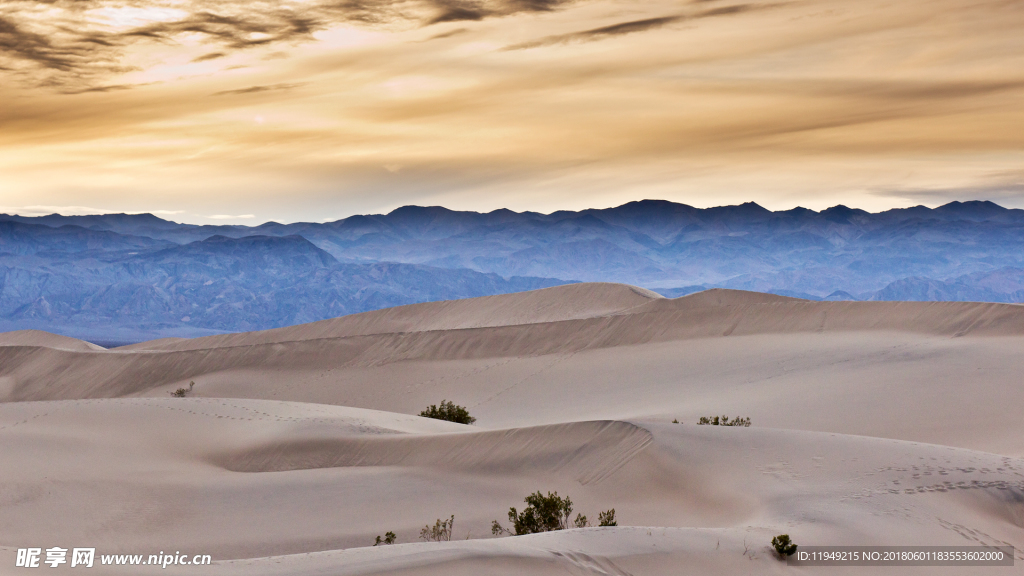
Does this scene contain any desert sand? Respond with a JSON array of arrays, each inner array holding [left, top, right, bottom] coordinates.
[[0, 283, 1022, 574]]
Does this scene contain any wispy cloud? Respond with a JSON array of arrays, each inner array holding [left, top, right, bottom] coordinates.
[[873, 176, 1024, 208], [213, 82, 306, 96], [0, 0, 581, 90], [207, 214, 256, 220], [2, 0, 1024, 222], [421, 28, 470, 41], [0, 205, 114, 216], [0, 205, 186, 216], [192, 52, 227, 63], [503, 4, 766, 50]]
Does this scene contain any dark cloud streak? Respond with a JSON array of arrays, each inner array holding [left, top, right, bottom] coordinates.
[[0, 15, 85, 71], [421, 27, 469, 41], [213, 82, 307, 96], [1, 0, 579, 90], [503, 4, 765, 50], [192, 51, 227, 62]]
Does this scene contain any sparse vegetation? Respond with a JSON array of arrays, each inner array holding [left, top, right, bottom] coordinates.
[[419, 400, 476, 424], [771, 534, 798, 558], [420, 515, 455, 542], [507, 491, 573, 534], [170, 381, 194, 397], [697, 415, 750, 427], [597, 509, 617, 526], [491, 491, 618, 536], [671, 418, 679, 423], [373, 531, 396, 546]]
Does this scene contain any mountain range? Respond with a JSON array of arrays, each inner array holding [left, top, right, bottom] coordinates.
[[2, 199, 1023, 344]]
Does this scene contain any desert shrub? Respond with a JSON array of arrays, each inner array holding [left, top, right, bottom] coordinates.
[[492, 491, 572, 535], [420, 515, 454, 542], [697, 415, 750, 427], [671, 418, 679, 424], [373, 531, 396, 546], [597, 509, 617, 526], [771, 534, 798, 557], [491, 520, 510, 536], [419, 400, 476, 424], [170, 381, 195, 398], [512, 491, 573, 534], [492, 491, 618, 536]]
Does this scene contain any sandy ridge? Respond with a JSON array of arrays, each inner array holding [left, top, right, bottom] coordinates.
[[2, 287, 1024, 401], [1, 397, 1022, 573]]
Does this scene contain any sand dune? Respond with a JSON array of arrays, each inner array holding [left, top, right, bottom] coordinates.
[[120, 283, 662, 352], [0, 329, 104, 352], [0, 398, 1020, 574], [1, 286, 1024, 454], [3, 286, 1024, 403], [1, 284, 1022, 574]]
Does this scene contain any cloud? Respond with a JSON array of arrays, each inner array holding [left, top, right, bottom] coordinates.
[[213, 82, 306, 96], [65, 83, 140, 94], [0, 205, 187, 216], [503, 4, 763, 49], [125, 10, 319, 49], [192, 52, 227, 63], [873, 177, 1024, 208], [207, 214, 256, 219], [0, 16, 79, 71], [0, 205, 114, 216], [421, 28, 469, 41], [2, 0, 1024, 222], [0, 0, 581, 90]]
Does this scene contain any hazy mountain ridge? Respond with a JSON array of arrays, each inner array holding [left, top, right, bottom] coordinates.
[[2, 199, 1024, 344], [0, 230, 569, 343]]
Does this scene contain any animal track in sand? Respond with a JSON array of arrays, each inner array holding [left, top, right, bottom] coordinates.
[[938, 518, 1024, 560], [0, 402, 64, 431]]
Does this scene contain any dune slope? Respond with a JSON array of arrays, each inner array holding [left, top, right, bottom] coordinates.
[[1, 286, 1023, 454], [0, 399, 1020, 574], [1, 284, 1023, 574]]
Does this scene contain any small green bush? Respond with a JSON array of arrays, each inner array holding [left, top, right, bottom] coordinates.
[[492, 491, 618, 536], [772, 534, 797, 557], [170, 381, 194, 398], [508, 491, 573, 534], [597, 509, 617, 526], [419, 400, 476, 424], [697, 415, 750, 427], [420, 515, 454, 542], [671, 418, 679, 424], [373, 531, 396, 546]]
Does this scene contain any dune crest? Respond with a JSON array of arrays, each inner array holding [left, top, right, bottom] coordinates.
[[0, 329, 104, 352], [122, 282, 661, 352], [671, 288, 803, 306], [216, 420, 652, 486], [3, 285, 1024, 406]]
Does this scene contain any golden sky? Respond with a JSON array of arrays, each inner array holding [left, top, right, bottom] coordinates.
[[1, 0, 1023, 223]]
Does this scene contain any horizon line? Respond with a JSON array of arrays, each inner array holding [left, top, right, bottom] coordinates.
[[0, 198, 1014, 228]]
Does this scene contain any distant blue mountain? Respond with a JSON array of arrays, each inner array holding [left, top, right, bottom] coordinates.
[[0, 229, 569, 343], [2, 199, 1024, 344]]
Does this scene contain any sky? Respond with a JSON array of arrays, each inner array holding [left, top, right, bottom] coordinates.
[[1, 0, 1023, 224]]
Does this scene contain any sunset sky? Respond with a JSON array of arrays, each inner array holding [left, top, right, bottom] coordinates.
[[1, 0, 1022, 224]]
